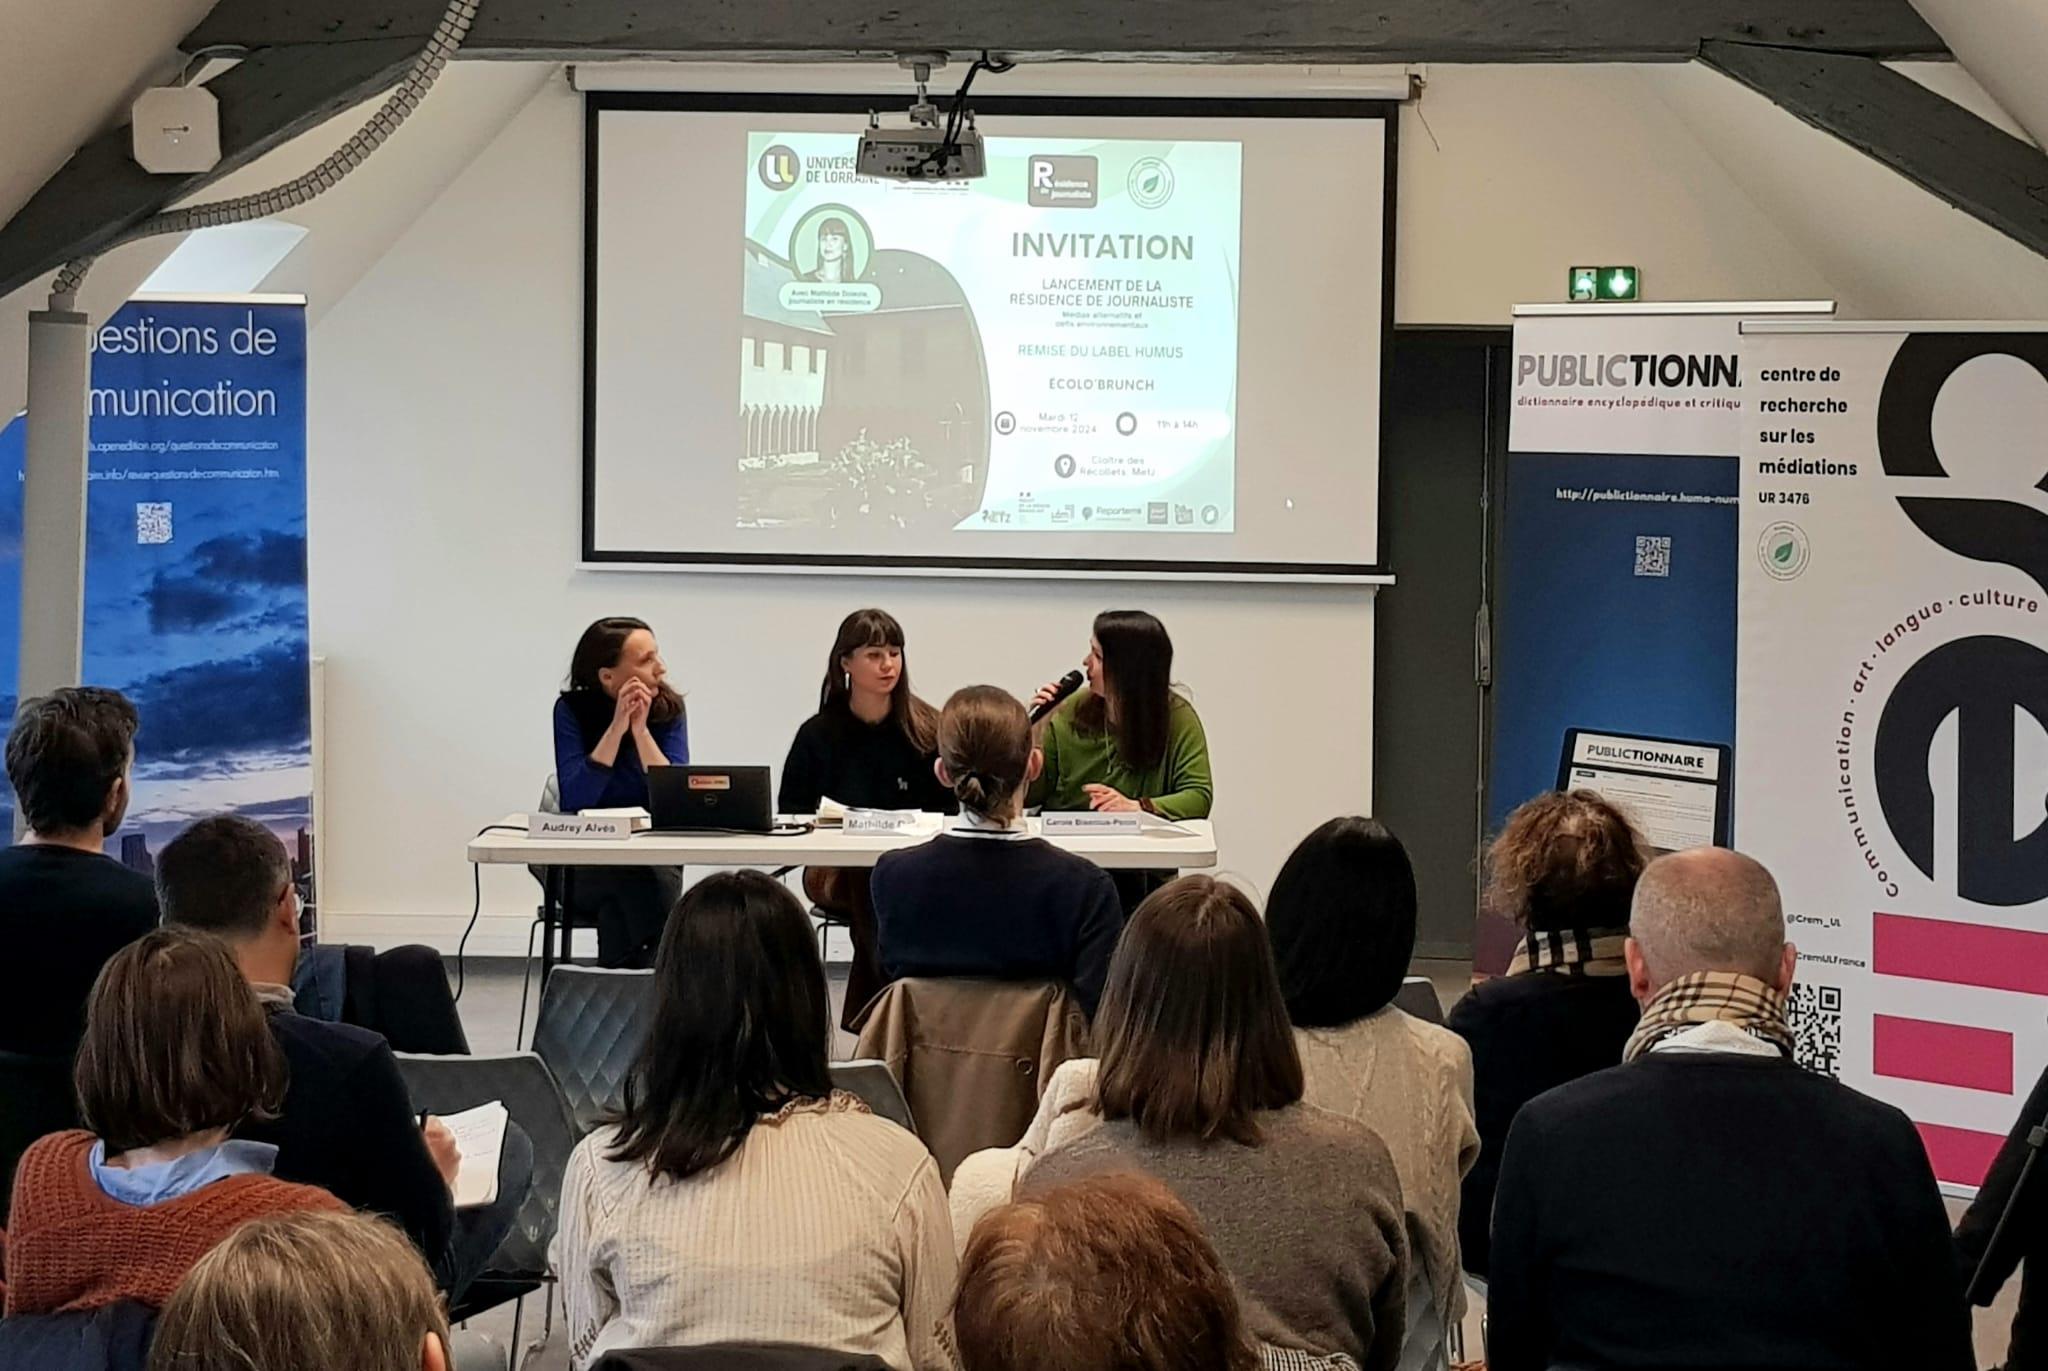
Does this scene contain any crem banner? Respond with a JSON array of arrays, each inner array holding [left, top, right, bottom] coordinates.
[[1736, 323, 2048, 1189]]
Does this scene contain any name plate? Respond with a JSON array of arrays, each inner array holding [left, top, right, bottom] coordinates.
[[846, 809, 923, 834], [1040, 811, 1142, 835], [528, 814, 635, 841]]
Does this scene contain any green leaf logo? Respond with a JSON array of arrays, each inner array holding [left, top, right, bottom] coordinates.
[[1127, 158, 1174, 208], [1759, 522, 1808, 579]]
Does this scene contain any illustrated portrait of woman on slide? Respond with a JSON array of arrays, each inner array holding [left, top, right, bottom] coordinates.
[[552, 616, 690, 967], [1030, 610, 1214, 907], [781, 608, 951, 1028], [798, 216, 859, 284]]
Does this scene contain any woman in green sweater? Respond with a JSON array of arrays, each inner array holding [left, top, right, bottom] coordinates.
[[1029, 609, 1213, 828]]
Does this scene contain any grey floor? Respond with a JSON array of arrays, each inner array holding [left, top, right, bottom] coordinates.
[[442, 956, 2018, 1369]]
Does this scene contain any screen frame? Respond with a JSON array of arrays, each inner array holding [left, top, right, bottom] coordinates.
[[582, 90, 1398, 579]]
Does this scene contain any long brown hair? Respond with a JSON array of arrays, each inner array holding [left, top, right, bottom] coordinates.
[[150, 1211, 451, 1371], [1092, 875, 1304, 1146], [560, 616, 685, 740], [938, 686, 1033, 824], [818, 608, 938, 753], [954, 1172, 1260, 1371], [76, 927, 287, 1155], [1486, 789, 1647, 932], [607, 871, 835, 1182], [1073, 610, 1175, 771]]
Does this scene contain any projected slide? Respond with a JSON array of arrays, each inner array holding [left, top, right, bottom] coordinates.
[[738, 133, 1242, 536], [587, 96, 1389, 575]]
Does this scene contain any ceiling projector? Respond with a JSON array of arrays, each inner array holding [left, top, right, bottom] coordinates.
[[857, 53, 994, 182], [858, 118, 985, 182]]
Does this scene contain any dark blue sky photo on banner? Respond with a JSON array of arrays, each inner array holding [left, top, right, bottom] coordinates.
[[1491, 450, 1739, 831], [0, 298, 310, 885]]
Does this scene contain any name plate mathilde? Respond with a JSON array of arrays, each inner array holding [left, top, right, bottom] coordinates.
[[528, 814, 635, 841], [1040, 811, 1142, 835], [845, 810, 924, 835]]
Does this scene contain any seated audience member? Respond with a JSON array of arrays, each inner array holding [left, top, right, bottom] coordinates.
[[1444, 788, 1645, 1276], [0, 687, 158, 1059], [555, 870, 960, 1371], [1, 928, 343, 1316], [156, 816, 526, 1302], [1486, 848, 1973, 1371], [955, 1171, 1355, 1371], [871, 685, 1123, 1017], [1020, 876, 1408, 1371], [1266, 817, 1478, 1339], [1958, 1059, 2048, 1371], [149, 1210, 451, 1371]]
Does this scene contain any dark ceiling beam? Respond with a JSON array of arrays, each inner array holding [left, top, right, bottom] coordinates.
[[0, 0, 1958, 299], [188, 0, 1946, 64], [0, 39, 420, 301], [1701, 39, 2048, 262]]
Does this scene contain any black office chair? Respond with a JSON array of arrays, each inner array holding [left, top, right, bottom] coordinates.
[[827, 1059, 917, 1136], [0, 1049, 81, 1224], [1393, 975, 1446, 1026], [395, 1052, 579, 1354], [532, 967, 655, 1137], [304, 944, 471, 1054], [0, 1300, 155, 1371]]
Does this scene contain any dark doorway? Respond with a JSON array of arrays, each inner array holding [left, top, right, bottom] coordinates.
[[1374, 329, 1509, 959]]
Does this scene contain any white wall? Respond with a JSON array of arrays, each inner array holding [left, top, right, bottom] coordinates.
[[309, 78, 1376, 953], [1395, 64, 1843, 322], [294, 57, 2048, 950], [1396, 62, 2048, 323]]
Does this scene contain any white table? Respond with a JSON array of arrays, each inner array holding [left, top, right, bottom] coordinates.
[[469, 813, 1217, 870], [471, 814, 1217, 978]]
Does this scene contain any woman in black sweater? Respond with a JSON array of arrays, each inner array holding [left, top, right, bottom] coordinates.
[[780, 609, 952, 1029], [1445, 789, 1647, 1277], [871, 685, 1123, 1017]]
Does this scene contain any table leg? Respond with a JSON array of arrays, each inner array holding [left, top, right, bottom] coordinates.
[[556, 867, 577, 972], [539, 867, 562, 990]]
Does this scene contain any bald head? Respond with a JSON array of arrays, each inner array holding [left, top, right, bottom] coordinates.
[[1628, 848, 1787, 988]]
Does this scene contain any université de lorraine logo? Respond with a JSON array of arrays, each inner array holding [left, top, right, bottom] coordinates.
[[757, 145, 801, 191]]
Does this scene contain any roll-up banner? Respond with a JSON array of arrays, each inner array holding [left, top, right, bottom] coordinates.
[[1483, 303, 1829, 973], [1736, 322, 2048, 1189], [0, 296, 314, 921]]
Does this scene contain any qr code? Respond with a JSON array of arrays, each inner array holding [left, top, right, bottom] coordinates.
[[1788, 983, 1843, 1077], [136, 502, 172, 545], [1634, 534, 1671, 578]]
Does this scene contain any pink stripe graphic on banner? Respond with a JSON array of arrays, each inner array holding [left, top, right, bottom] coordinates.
[[1873, 913, 2048, 996], [1872, 1015, 2013, 1093], [1917, 1122, 2005, 1188]]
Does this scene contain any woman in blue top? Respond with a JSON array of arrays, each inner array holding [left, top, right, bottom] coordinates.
[[552, 617, 690, 966]]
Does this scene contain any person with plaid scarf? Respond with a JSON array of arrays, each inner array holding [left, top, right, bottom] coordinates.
[[1486, 847, 1972, 1371]]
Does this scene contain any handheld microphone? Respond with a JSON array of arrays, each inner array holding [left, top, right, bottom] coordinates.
[[1029, 670, 1085, 723]]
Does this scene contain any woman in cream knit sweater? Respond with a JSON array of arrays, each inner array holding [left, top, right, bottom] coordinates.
[[1266, 819, 1479, 1346]]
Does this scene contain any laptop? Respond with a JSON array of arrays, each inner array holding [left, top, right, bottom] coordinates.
[[646, 765, 776, 834]]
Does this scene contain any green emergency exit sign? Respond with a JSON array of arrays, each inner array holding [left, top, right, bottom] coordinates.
[[1569, 265, 1641, 302]]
